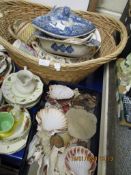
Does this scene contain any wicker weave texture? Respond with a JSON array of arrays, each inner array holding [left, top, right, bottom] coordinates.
[[0, 0, 128, 83]]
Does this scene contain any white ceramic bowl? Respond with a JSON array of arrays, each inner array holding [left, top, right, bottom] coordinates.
[[35, 29, 101, 58]]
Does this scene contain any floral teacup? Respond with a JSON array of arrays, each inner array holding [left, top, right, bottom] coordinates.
[[12, 69, 37, 96]]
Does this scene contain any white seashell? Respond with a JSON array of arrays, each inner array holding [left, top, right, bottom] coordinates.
[[48, 84, 74, 100], [65, 146, 97, 175], [37, 108, 67, 133]]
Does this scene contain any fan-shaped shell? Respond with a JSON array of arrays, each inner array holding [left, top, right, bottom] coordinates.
[[37, 108, 67, 132], [66, 108, 97, 140], [65, 146, 96, 175], [48, 85, 74, 100]]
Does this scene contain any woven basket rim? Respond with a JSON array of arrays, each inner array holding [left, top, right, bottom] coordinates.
[[0, 0, 128, 69]]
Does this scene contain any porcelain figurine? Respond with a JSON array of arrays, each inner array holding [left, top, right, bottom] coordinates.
[[32, 6, 96, 39], [120, 53, 131, 75]]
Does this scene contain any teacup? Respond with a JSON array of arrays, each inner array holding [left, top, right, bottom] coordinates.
[[12, 69, 36, 96], [0, 112, 14, 134]]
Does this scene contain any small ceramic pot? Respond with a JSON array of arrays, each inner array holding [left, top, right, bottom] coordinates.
[[12, 70, 36, 96]]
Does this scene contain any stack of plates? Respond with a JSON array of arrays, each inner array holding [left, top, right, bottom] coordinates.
[[0, 105, 31, 154], [1, 72, 43, 108], [0, 53, 15, 85]]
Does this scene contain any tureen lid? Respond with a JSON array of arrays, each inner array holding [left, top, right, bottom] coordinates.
[[32, 6, 96, 39]]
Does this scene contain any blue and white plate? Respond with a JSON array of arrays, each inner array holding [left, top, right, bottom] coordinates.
[[32, 6, 96, 39]]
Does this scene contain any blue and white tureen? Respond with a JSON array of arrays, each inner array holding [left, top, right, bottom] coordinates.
[[32, 6, 96, 39]]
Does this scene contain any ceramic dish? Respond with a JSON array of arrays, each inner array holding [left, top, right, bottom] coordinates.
[[4, 95, 41, 109], [2, 73, 43, 105], [0, 135, 28, 154], [32, 6, 96, 39], [35, 30, 94, 45], [35, 29, 101, 57], [0, 57, 14, 85], [32, 41, 91, 64], [0, 105, 31, 141]]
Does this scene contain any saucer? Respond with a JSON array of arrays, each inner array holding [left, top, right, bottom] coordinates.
[[0, 135, 28, 154], [2, 73, 43, 105], [32, 6, 96, 39], [5, 94, 41, 109]]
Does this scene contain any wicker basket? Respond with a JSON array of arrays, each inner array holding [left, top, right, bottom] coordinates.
[[0, 0, 128, 83]]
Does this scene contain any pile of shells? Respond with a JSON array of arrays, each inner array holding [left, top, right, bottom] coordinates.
[[28, 84, 98, 175]]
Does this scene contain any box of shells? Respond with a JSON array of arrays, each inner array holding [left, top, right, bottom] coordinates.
[[25, 83, 102, 175]]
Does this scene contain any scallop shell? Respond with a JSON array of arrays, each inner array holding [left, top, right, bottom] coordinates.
[[48, 85, 74, 100], [36, 108, 67, 133], [65, 146, 96, 175], [66, 108, 97, 140]]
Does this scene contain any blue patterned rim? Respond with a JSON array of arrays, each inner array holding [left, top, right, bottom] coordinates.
[[32, 6, 96, 39]]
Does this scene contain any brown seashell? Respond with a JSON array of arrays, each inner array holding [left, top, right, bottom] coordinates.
[[58, 132, 72, 147], [50, 134, 64, 148]]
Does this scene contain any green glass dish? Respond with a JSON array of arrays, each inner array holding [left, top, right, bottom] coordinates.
[[0, 112, 14, 134]]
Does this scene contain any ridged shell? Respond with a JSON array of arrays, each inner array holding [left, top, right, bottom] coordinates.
[[49, 85, 74, 100], [66, 108, 97, 140], [65, 146, 96, 175], [37, 108, 67, 132]]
